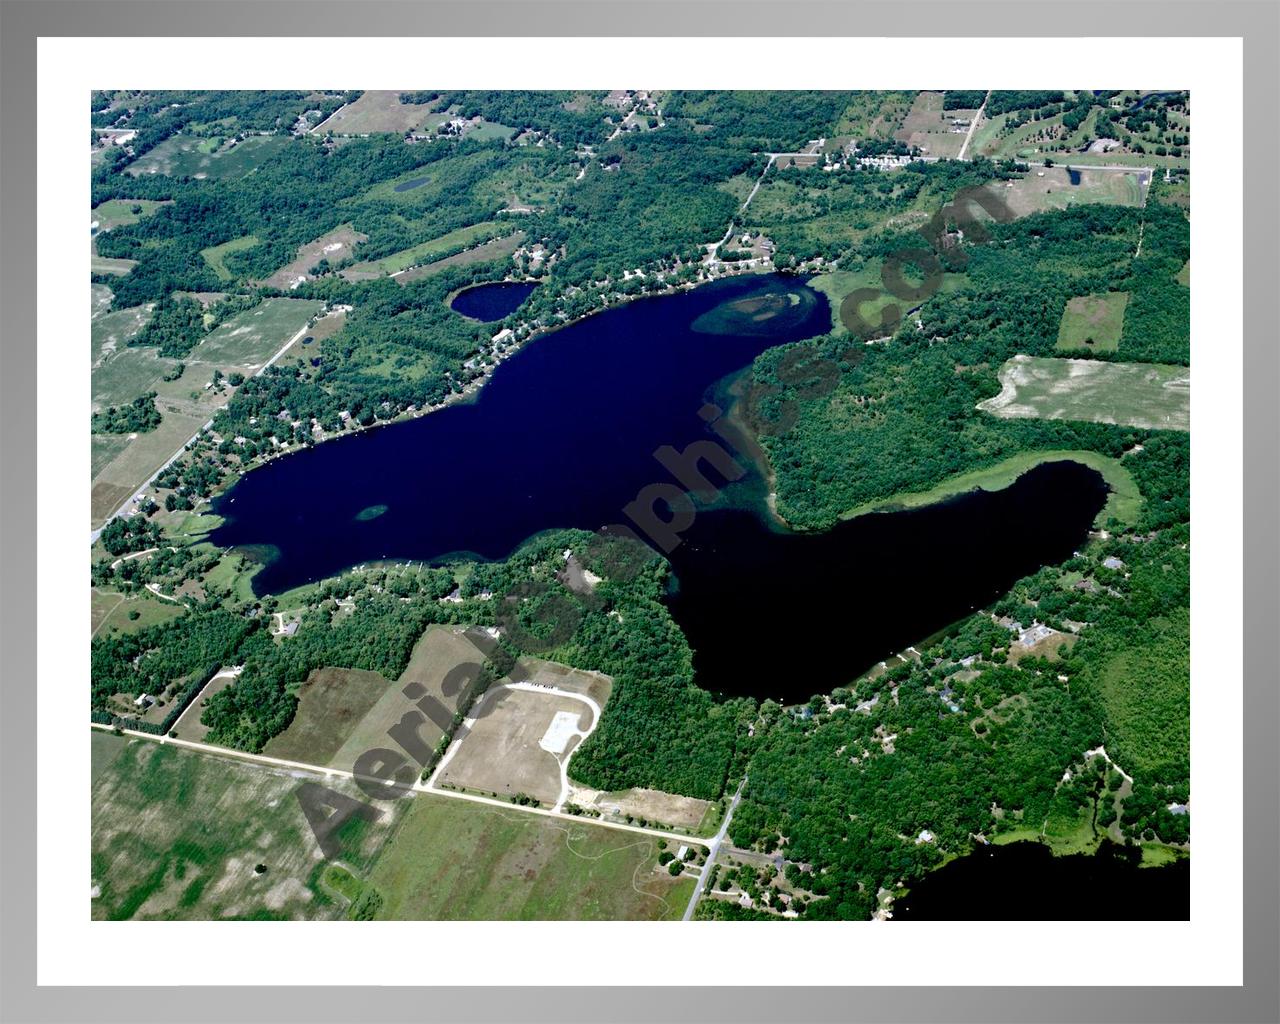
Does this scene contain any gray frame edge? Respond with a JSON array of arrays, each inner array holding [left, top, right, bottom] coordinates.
[[0, 1, 1275, 1022]]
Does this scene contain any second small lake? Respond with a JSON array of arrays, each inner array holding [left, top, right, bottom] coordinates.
[[449, 281, 539, 321]]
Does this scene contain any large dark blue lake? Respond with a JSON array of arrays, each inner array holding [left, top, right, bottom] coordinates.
[[210, 274, 1108, 701]]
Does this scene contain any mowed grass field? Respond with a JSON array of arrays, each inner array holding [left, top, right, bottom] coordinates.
[[125, 134, 292, 179], [313, 90, 447, 135], [341, 221, 506, 279], [187, 297, 322, 368], [91, 736, 401, 920], [92, 198, 170, 231], [394, 231, 525, 285], [978, 355, 1190, 432], [262, 666, 392, 765], [365, 792, 696, 920], [1055, 292, 1130, 353]]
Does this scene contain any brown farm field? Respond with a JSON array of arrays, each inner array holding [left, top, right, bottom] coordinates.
[[262, 666, 391, 765], [326, 625, 490, 772]]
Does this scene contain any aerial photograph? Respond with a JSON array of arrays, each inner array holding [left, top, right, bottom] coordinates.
[[88, 89, 1190, 922]]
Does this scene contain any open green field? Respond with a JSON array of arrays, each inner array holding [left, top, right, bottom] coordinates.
[[978, 355, 1190, 432], [365, 792, 696, 920], [92, 198, 170, 232], [833, 91, 915, 138], [91, 737, 401, 920], [125, 134, 292, 179], [91, 344, 171, 412], [200, 235, 260, 281], [394, 232, 525, 285], [1055, 292, 1130, 353], [810, 264, 967, 337], [91, 586, 185, 638], [1176, 260, 1190, 287], [187, 297, 322, 368], [91, 299, 152, 369], [341, 221, 505, 278], [840, 448, 1142, 528]]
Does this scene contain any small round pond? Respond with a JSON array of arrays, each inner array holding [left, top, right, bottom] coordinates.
[[449, 281, 539, 322]]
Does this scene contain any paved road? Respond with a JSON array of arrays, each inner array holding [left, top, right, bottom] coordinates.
[[90, 719, 707, 851], [682, 775, 748, 921], [956, 90, 990, 161]]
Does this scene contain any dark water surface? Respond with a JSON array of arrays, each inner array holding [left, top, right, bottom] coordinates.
[[211, 273, 1107, 700], [449, 281, 539, 321], [894, 841, 1189, 920]]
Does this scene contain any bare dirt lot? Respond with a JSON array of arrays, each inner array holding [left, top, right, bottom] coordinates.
[[436, 687, 594, 805], [567, 785, 712, 831]]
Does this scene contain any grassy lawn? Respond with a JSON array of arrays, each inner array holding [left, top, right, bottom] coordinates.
[[91, 738, 401, 920], [840, 448, 1142, 528], [366, 791, 696, 920], [92, 198, 170, 232], [978, 355, 1190, 432], [200, 235, 260, 281], [1055, 292, 1129, 353], [93, 590, 186, 637]]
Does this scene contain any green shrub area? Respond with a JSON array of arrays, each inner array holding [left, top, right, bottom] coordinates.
[[92, 392, 162, 434]]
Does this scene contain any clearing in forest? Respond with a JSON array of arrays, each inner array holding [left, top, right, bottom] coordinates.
[[1055, 292, 1130, 353], [978, 354, 1189, 431]]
